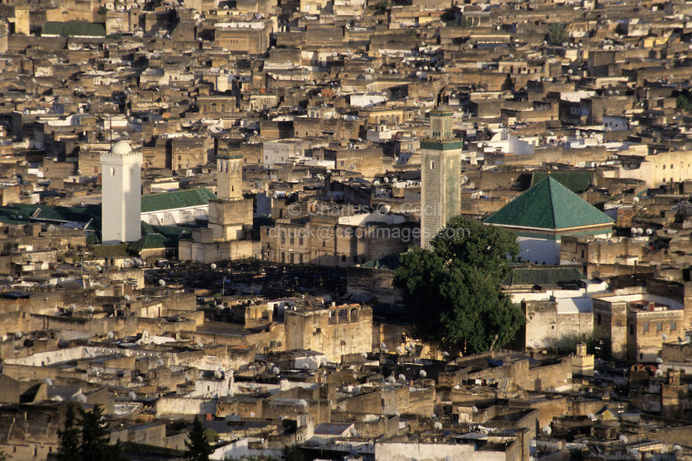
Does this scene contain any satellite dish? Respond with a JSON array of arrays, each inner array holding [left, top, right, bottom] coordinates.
[[53, 396, 63, 402], [159, 279, 166, 286], [387, 376, 396, 384], [655, 369, 663, 377], [250, 412, 256, 417], [662, 334, 668, 340], [273, 367, 280, 375], [646, 228, 652, 235], [136, 376, 144, 383], [157, 359, 164, 366], [396, 346, 404, 354], [184, 373, 191, 382], [72, 393, 87, 404], [128, 391, 137, 400], [210, 263, 217, 270], [656, 357, 663, 364], [361, 352, 367, 359], [214, 370, 222, 379], [434, 421, 443, 430], [419, 370, 427, 378], [542, 425, 552, 436], [398, 374, 406, 381], [619, 434, 628, 444], [107, 331, 114, 339], [430, 413, 436, 419], [588, 413, 596, 421], [45, 378, 53, 386], [87, 305, 95, 313], [380, 342, 387, 350], [14, 332, 22, 339], [123, 295, 131, 302], [298, 399, 307, 408], [472, 406, 479, 413], [196, 342, 204, 348]]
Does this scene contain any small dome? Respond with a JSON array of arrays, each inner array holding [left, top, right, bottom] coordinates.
[[110, 140, 132, 156]]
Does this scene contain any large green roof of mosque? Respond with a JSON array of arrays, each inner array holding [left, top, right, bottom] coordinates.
[[501, 266, 585, 287], [141, 188, 217, 213], [484, 176, 613, 230], [42, 21, 106, 37]]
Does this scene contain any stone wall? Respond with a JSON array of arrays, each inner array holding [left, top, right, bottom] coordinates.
[[285, 305, 372, 362]]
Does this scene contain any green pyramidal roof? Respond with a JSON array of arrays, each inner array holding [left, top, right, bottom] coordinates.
[[484, 176, 613, 230]]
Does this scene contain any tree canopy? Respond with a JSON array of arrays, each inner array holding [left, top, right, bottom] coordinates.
[[185, 416, 213, 461], [547, 23, 569, 46], [57, 404, 126, 461], [394, 216, 525, 354]]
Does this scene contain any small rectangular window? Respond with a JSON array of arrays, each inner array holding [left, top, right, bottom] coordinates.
[[671, 321, 677, 331], [630, 324, 634, 335], [657, 322, 663, 332], [643, 323, 649, 332]]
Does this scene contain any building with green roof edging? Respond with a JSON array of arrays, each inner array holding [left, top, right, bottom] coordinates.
[[484, 176, 613, 265]]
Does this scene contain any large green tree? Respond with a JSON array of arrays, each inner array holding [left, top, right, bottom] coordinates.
[[394, 216, 524, 354], [57, 404, 125, 461], [282, 445, 305, 461], [80, 405, 111, 460], [57, 404, 80, 461], [185, 416, 213, 461], [547, 23, 569, 46]]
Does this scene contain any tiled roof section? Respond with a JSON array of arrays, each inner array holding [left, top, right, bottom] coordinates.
[[42, 21, 106, 37], [0, 204, 101, 230], [361, 253, 401, 270], [130, 233, 169, 252], [141, 188, 217, 213], [531, 171, 594, 194], [501, 266, 585, 287], [484, 176, 613, 230]]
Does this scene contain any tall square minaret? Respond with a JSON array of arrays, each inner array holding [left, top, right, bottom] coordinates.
[[101, 141, 142, 244], [208, 155, 253, 241], [421, 107, 462, 248]]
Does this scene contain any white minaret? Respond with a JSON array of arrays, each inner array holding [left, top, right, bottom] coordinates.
[[101, 141, 142, 244]]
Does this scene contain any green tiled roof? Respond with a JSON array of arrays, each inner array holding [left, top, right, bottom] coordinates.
[[91, 243, 129, 258], [130, 233, 169, 253], [362, 253, 401, 270], [42, 21, 106, 37], [531, 171, 593, 194], [485, 176, 613, 231], [0, 203, 102, 230], [501, 266, 585, 287], [141, 188, 217, 213]]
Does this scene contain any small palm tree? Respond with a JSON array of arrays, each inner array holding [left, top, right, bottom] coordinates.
[[547, 23, 569, 46]]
